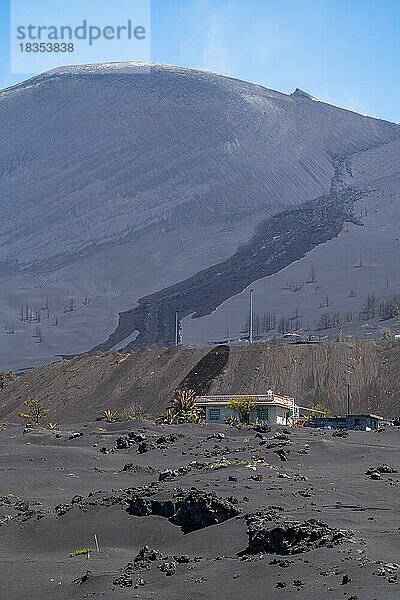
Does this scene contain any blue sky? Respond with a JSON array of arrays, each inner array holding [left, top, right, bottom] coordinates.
[[1, 0, 399, 122]]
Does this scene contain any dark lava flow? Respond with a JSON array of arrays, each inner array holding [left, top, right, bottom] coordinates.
[[92, 184, 362, 351]]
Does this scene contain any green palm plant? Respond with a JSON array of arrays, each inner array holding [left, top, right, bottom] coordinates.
[[173, 388, 196, 412], [166, 389, 201, 423], [102, 410, 118, 423]]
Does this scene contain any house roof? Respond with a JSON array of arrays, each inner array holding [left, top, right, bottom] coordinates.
[[312, 414, 384, 421], [195, 393, 294, 409], [346, 413, 384, 420]]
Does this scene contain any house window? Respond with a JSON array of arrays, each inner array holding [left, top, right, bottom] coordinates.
[[257, 408, 269, 422], [208, 408, 220, 422]]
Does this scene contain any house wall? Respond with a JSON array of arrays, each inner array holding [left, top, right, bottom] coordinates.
[[205, 404, 291, 425], [310, 415, 380, 430], [345, 415, 380, 430], [309, 417, 346, 429]]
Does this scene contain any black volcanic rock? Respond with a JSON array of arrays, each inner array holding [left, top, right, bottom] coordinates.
[[365, 464, 398, 475], [169, 490, 240, 533], [245, 511, 349, 555], [127, 488, 240, 533]]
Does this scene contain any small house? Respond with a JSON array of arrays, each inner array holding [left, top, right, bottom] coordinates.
[[345, 414, 383, 431], [310, 416, 346, 429], [195, 390, 297, 426], [309, 413, 383, 431]]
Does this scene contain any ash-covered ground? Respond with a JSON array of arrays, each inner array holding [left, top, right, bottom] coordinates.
[[0, 420, 398, 599]]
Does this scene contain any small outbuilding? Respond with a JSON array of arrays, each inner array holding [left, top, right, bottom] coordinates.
[[195, 390, 297, 426], [345, 414, 383, 431], [309, 413, 383, 431], [310, 416, 346, 429]]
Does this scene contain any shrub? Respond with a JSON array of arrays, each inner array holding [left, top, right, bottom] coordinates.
[[0, 371, 16, 391], [381, 328, 396, 343], [18, 398, 50, 424], [163, 408, 176, 425], [69, 548, 92, 558], [310, 403, 332, 418], [119, 405, 151, 421], [224, 415, 242, 428], [205, 459, 247, 470], [226, 396, 257, 424]]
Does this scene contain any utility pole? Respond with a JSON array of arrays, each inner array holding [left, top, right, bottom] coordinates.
[[175, 311, 179, 347], [249, 289, 254, 344], [347, 382, 351, 415]]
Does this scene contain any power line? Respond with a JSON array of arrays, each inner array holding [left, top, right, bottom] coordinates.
[[175, 311, 179, 346], [249, 288, 254, 344]]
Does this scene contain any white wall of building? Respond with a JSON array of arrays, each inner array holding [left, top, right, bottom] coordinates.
[[205, 404, 290, 425]]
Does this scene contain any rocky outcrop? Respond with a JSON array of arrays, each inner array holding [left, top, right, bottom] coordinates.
[[245, 510, 349, 555], [127, 489, 240, 533], [365, 464, 397, 475]]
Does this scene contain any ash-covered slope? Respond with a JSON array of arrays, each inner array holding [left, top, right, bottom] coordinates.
[[1, 63, 400, 370], [0, 341, 399, 422], [0, 62, 398, 272], [182, 135, 400, 347]]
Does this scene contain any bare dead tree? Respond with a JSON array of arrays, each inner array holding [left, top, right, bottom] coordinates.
[[354, 257, 363, 268], [320, 295, 331, 308], [308, 267, 317, 283]]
